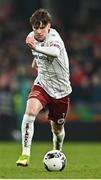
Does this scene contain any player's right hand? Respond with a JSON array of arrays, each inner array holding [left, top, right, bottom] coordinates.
[[26, 36, 36, 49]]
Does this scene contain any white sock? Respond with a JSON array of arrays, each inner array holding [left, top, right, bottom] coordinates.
[[53, 127, 65, 151], [21, 114, 35, 156]]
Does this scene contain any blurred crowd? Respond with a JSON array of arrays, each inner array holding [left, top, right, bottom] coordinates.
[[0, 0, 34, 139], [0, 0, 101, 139]]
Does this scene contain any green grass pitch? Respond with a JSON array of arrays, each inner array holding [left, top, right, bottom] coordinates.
[[0, 142, 101, 179]]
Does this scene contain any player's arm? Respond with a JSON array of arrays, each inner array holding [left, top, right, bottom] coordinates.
[[26, 36, 60, 57], [35, 46, 60, 57], [32, 61, 38, 74], [32, 59, 35, 68]]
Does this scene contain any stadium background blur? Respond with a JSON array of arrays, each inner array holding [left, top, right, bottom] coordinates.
[[0, 0, 101, 141]]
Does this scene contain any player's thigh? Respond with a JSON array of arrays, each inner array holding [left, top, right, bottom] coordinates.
[[26, 85, 48, 116], [48, 96, 70, 123], [25, 98, 43, 116]]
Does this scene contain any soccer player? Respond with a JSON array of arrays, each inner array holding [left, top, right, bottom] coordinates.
[[16, 8, 72, 166]]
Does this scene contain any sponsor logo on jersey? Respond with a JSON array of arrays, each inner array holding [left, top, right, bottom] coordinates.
[[33, 54, 48, 61]]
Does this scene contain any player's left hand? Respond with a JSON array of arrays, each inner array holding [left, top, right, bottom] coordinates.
[[26, 36, 36, 49]]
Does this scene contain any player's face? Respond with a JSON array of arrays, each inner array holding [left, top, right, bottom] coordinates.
[[32, 23, 51, 41]]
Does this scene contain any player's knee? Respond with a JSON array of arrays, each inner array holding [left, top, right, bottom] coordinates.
[[52, 125, 63, 135], [25, 108, 38, 117], [25, 99, 42, 116], [53, 128, 63, 135], [54, 129, 61, 135]]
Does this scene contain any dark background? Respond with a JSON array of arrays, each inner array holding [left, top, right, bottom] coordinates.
[[0, 0, 101, 141]]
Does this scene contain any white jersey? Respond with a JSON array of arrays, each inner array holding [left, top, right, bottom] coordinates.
[[28, 28, 72, 99]]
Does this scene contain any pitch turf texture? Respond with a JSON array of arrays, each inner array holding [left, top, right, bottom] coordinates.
[[0, 142, 101, 179]]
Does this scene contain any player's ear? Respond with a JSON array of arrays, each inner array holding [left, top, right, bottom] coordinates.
[[48, 23, 51, 29], [47, 23, 51, 32]]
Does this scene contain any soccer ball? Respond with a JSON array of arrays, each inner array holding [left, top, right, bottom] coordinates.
[[43, 150, 67, 171]]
